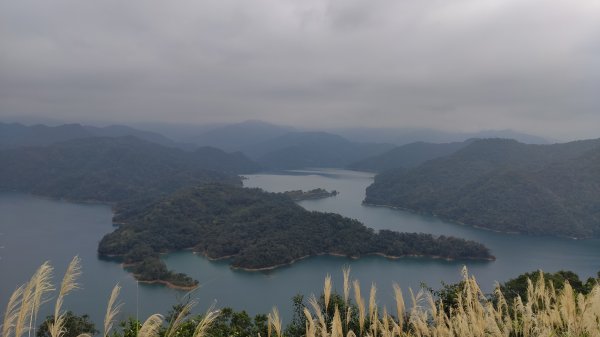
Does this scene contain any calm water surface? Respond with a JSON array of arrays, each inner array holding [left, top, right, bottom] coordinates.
[[1, 169, 598, 324]]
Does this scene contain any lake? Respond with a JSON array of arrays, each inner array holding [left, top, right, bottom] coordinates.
[[1, 169, 599, 325]]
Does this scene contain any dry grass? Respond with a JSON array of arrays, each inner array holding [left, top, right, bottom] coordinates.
[[268, 308, 283, 337], [103, 284, 122, 337], [324, 275, 333, 313], [49, 256, 80, 337], [301, 266, 600, 337], [1, 259, 220, 337], [3, 260, 600, 337]]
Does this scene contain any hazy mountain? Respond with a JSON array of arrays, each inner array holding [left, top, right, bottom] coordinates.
[[0, 122, 94, 148], [0, 122, 181, 149], [247, 131, 395, 169], [331, 127, 549, 145], [347, 140, 472, 172], [190, 120, 296, 152], [85, 124, 175, 146], [365, 138, 600, 238], [0, 136, 260, 203], [130, 122, 228, 142]]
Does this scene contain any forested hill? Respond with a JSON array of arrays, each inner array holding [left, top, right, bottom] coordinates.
[[0, 122, 180, 149], [347, 140, 471, 172], [190, 120, 296, 152], [99, 184, 493, 287], [246, 131, 394, 169], [0, 136, 260, 203], [365, 138, 600, 238]]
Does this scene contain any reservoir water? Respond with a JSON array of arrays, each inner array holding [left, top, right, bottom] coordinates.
[[1, 169, 599, 324]]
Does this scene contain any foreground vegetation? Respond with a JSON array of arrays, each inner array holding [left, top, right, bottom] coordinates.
[[3, 259, 600, 337], [99, 184, 493, 287]]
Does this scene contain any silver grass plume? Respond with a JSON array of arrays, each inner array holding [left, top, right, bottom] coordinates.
[[103, 284, 122, 337], [50, 257, 81, 337]]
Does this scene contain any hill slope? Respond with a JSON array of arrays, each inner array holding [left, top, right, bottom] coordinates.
[[348, 140, 471, 172], [365, 138, 600, 238], [247, 132, 394, 169], [190, 120, 296, 152], [0, 136, 259, 203], [331, 127, 549, 145], [0, 122, 181, 149]]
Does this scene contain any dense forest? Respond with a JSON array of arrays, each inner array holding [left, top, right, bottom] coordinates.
[[366, 138, 600, 238], [347, 140, 471, 172], [0, 136, 259, 203], [0, 122, 180, 149], [99, 184, 493, 286], [247, 132, 394, 169], [282, 188, 338, 201]]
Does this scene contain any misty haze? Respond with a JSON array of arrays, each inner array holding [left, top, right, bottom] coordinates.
[[1, 1, 600, 337]]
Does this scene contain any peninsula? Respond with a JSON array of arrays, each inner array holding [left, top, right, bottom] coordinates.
[[99, 184, 494, 288], [282, 188, 338, 201]]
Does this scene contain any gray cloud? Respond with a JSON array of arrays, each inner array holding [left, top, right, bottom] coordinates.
[[0, 0, 599, 139]]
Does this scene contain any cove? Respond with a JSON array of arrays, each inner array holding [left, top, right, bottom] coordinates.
[[1, 169, 599, 325]]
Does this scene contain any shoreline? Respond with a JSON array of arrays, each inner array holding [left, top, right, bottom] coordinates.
[[228, 250, 494, 272], [136, 278, 199, 291], [362, 201, 588, 240], [11, 189, 496, 289]]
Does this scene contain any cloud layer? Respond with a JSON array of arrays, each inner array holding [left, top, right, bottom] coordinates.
[[1, 0, 599, 139]]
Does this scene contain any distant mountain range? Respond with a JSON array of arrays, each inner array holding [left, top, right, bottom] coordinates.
[[189, 120, 296, 152], [365, 138, 600, 238], [331, 127, 550, 145], [0, 120, 552, 171], [0, 122, 183, 149], [183, 121, 550, 169]]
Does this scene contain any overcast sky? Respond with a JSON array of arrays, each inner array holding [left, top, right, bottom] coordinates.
[[0, 0, 598, 139]]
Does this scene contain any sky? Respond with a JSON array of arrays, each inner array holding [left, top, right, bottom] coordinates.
[[0, 0, 599, 139]]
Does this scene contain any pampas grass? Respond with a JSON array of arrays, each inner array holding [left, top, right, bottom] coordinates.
[[1, 259, 219, 337], [296, 267, 600, 337], [324, 275, 332, 313], [4, 259, 600, 337], [268, 308, 282, 337], [2, 285, 24, 337], [103, 284, 122, 337], [342, 267, 351, 307], [192, 306, 219, 337], [30, 263, 54, 337], [137, 314, 163, 337], [165, 300, 197, 337], [13, 262, 54, 337], [352, 280, 366, 336], [49, 256, 81, 337]]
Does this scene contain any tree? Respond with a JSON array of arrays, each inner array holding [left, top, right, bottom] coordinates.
[[37, 311, 98, 337]]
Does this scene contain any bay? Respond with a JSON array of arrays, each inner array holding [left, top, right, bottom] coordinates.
[[1, 169, 598, 325]]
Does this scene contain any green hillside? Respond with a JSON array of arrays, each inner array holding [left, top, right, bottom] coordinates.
[[365, 138, 600, 238], [0, 136, 259, 203], [347, 140, 471, 172]]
